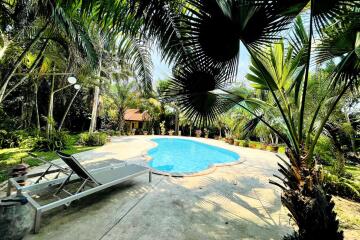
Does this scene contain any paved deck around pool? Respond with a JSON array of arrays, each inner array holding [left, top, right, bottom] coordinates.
[[23, 136, 293, 240]]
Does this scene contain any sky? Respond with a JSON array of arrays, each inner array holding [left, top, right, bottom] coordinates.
[[151, 43, 251, 86]]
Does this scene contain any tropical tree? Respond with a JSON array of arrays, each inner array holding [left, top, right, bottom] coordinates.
[[148, 1, 360, 239]]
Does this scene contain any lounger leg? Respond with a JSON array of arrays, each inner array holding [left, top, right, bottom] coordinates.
[[34, 209, 42, 233], [35, 165, 52, 183], [149, 171, 152, 183], [54, 171, 73, 196], [6, 179, 12, 196]]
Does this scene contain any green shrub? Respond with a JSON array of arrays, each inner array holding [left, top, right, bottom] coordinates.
[[19, 131, 70, 152], [314, 136, 334, 165], [0, 130, 19, 148], [324, 173, 360, 201], [79, 132, 108, 146]]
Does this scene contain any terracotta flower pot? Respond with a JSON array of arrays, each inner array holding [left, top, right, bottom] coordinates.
[[234, 141, 240, 146], [249, 143, 257, 148], [228, 138, 234, 145], [270, 146, 279, 153]]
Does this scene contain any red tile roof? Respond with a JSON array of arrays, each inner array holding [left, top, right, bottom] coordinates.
[[124, 109, 150, 121]]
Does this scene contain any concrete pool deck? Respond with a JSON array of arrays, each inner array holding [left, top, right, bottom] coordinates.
[[22, 136, 293, 240]]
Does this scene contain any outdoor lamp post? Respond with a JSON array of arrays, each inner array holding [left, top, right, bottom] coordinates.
[[46, 76, 78, 138], [58, 84, 82, 131]]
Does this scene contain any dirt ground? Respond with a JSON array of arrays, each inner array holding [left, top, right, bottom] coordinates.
[[334, 197, 360, 240]]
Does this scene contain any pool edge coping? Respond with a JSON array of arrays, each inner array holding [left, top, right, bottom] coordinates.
[[141, 137, 246, 177]]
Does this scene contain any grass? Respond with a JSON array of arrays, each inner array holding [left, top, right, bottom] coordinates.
[[0, 135, 98, 183], [346, 165, 360, 182]]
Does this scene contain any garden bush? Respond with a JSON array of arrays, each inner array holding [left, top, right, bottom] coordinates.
[[314, 136, 335, 165], [324, 173, 360, 202], [79, 132, 108, 146], [20, 131, 70, 152], [0, 130, 20, 148]]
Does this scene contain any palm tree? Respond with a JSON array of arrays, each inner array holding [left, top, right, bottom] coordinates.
[[0, 0, 98, 104], [87, 32, 153, 133], [147, 1, 359, 239]]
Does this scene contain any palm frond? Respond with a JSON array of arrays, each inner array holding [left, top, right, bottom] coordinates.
[[163, 59, 238, 126], [118, 36, 153, 95], [312, 0, 360, 33]]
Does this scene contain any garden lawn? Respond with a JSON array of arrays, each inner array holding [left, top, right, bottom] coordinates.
[[0, 145, 97, 183], [346, 165, 360, 183]]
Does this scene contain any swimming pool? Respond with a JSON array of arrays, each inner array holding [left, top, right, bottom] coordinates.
[[147, 138, 240, 175]]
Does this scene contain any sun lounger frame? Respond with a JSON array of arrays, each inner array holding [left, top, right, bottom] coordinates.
[[7, 154, 152, 233]]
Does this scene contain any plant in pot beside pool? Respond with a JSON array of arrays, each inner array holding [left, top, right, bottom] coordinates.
[[203, 128, 209, 138], [195, 129, 202, 137], [249, 141, 258, 149], [268, 144, 279, 153], [227, 137, 235, 145], [260, 143, 268, 150], [168, 129, 175, 136], [243, 139, 250, 147], [234, 140, 240, 146], [143, 130, 148, 135]]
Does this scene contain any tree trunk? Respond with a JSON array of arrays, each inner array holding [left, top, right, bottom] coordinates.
[[34, 83, 40, 135], [46, 67, 56, 139], [189, 124, 192, 136], [0, 21, 49, 103], [89, 57, 102, 133], [89, 85, 100, 133], [117, 108, 125, 134], [58, 88, 81, 131], [175, 108, 179, 135]]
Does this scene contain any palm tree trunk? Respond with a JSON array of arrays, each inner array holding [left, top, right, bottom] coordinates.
[[46, 66, 56, 139], [89, 56, 102, 133], [34, 82, 40, 135], [118, 108, 125, 134], [175, 108, 179, 135], [0, 21, 49, 103], [58, 88, 81, 131]]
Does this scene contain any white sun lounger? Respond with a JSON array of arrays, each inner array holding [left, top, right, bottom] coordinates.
[[7, 151, 152, 233]]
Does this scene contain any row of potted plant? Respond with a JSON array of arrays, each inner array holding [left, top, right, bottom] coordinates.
[[223, 138, 281, 153]]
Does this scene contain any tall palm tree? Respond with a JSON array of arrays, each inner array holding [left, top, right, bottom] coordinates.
[[146, 1, 359, 239]]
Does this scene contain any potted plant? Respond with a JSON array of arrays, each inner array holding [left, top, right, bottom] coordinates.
[[143, 130, 148, 135], [260, 143, 268, 150], [168, 129, 175, 136], [234, 140, 240, 146], [203, 128, 209, 138], [243, 139, 250, 147], [228, 137, 235, 145], [195, 129, 202, 137], [269, 144, 279, 153], [249, 141, 257, 149]]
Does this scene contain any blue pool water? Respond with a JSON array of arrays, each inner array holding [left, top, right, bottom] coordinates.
[[147, 138, 240, 174]]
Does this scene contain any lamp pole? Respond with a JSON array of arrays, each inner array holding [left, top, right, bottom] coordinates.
[[46, 76, 78, 139], [58, 84, 81, 131]]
